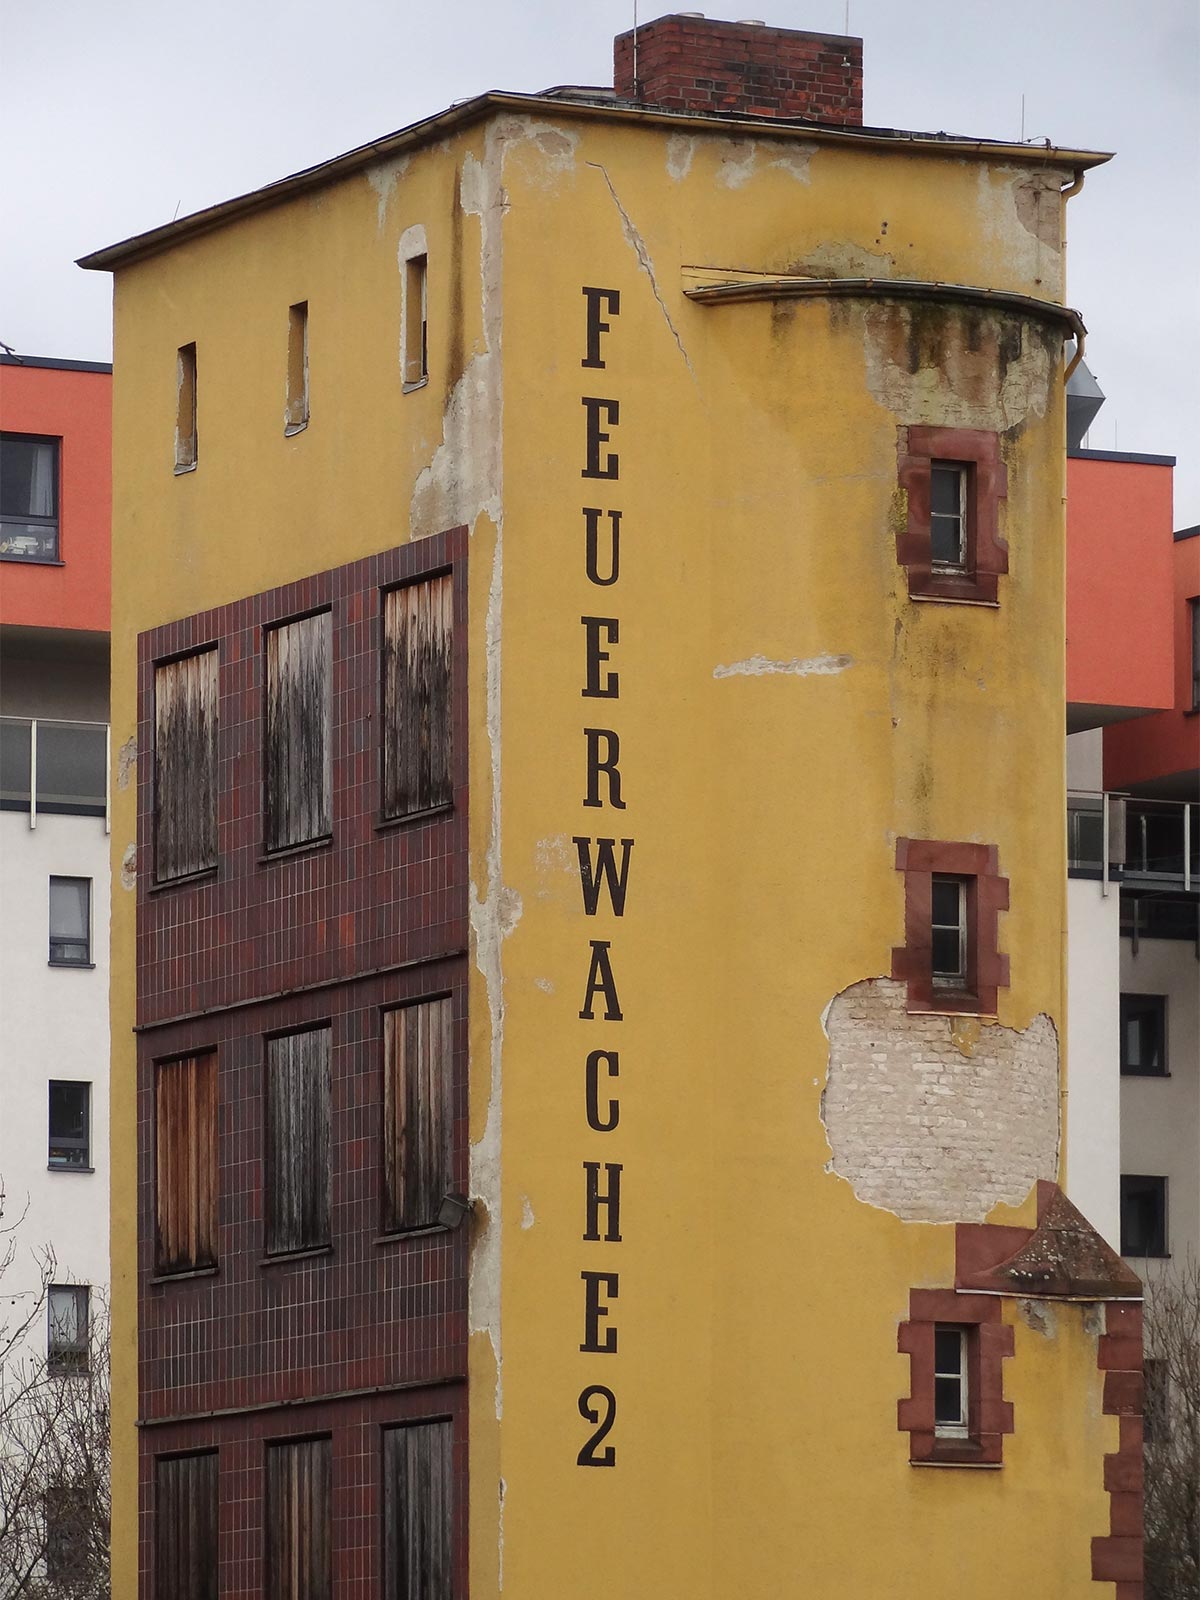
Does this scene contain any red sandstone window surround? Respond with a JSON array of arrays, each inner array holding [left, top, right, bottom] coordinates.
[[891, 839, 1009, 1016], [896, 426, 1007, 604], [898, 1289, 1014, 1466]]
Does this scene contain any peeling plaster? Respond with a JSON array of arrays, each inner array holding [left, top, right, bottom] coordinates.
[[520, 1197, 535, 1230], [586, 161, 695, 379], [713, 652, 852, 680], [767, 146, 816, 184], [820, 978, 1060, 1224], [534, 832, 575, 898], [666, 134, 695, 181], [120, 843, 136, 892], [717, 139, 758, 188], [533, 977, 554, 994], [1018, 1297, 1057, 1338], [116, 736, 137, 790], [365, 154, 409, 232]]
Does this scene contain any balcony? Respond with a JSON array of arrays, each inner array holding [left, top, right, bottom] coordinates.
[[0, 716, 109, 827], [1068, 790, 1199, 891]]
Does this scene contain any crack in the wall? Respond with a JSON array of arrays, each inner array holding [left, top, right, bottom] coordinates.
[[713, 652, 852, 680], [586, 161, 696, 380]]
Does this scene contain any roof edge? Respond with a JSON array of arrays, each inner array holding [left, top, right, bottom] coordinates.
[[0, 353, 112, 374], [1069, 448, 1176, 467], [78, 90, 1112, 275]]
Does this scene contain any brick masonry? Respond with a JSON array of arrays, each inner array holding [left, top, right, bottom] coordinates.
[[613, 15, 863, 124], [821, 978, 1059, 1222], [134, 528, 469, 1595]]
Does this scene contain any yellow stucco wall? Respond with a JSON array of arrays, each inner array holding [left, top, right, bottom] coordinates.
[[106, 103, 1114, 1599]]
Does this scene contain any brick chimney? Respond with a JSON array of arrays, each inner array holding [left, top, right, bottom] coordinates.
[[614, 13, 863, 125]]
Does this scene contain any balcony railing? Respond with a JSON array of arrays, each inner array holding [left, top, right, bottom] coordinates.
[[0, 716, 110, 831], [1068, 790, 1198, 891]]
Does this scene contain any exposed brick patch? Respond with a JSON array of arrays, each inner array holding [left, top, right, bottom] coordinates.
[[897, 425, 1008, 605], [898, 1288, 1014, 1465], [892, 837, 1009, 1015], [822, 978, 1058, 1223], [1093, 1302, 1145, 1594], [614, 15, 863, 125]]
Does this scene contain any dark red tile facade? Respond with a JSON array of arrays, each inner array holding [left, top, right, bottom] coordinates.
[[134, 528, 469, 1596]]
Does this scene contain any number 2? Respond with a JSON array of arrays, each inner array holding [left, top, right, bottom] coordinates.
[[576, 1384, 617, 1467]]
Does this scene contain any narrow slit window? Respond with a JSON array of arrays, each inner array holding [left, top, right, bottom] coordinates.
[[175, 343, 197, 471], [286, 302, 309, 433], [933, 1325, 969, 1439], [930, 874, 968, 988], [404, 254, 428, 387], [930, 462, 967, 569]]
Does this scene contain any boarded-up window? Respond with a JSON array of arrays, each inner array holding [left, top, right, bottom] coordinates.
[[383, 1421, 453, 1600], [266, 1028, 331, 1254], [155, 1452, 218, 1600], [382, 576, 453, 820], [266, 611, 332, 851], [383, 998, 452, 1232], [155, 1054, 218, 1275], [265, 1438, 332, 1600], [155, 648, 219, 881]]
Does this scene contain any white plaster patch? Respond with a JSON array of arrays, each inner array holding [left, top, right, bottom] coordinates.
[[820, 978, 1060, 1223], [116, 735, 137, 790], [365, 154, 410, 232], [533, 833, 575, 899], [717, 139, 758, 188], [713, 652, 852, 679], [666, 134, 695, 181], [120, 843, 136, 892], [767, 145, 816, 184], [520, 1197, 535, 1230], [534, 977, 554, 994]]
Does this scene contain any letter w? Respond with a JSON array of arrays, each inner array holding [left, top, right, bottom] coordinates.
[[573, 837, 635, 916]]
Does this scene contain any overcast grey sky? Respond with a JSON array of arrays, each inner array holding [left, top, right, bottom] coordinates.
[[3, 0, 1197, 520]]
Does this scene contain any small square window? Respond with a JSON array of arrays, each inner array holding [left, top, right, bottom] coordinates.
[[0, 433, 60, 562], [1120, 1174, 1167, 1258], [48, 1081, 91, 1169], [896, 426, 1007, 604], [933, 1324, 970, 1439], [48, 877, 91, 966], [47, 1284, 89, 1376], [1120, 994, 1167, 1076]]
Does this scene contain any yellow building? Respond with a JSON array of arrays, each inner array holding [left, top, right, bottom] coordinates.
[[84, 14, 1145, 1598]]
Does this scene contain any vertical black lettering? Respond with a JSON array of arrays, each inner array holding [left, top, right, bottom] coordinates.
[[581, 617, 619, 699], [579, 941, 623, 1021], [585, 1050, 620, 1131], [581, 288, 621, 369], [582, 507, 621, 586], [583, 1162, 623, 1242], [583, 729, 625, 810], [580, 1270, 619, 1352], [581, 398, 620, 480], [573, 837, 635, 916]]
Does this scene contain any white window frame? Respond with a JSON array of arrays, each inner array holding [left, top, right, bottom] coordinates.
[[930, 874, 968, 989], [48, 876, 92, 967], [930, 460, 968, 571], [933, 1324, 970, 1440]]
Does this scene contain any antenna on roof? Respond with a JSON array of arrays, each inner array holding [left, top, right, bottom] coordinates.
[[1020, 94, 1025, 142], [844, 2, 850, 31]]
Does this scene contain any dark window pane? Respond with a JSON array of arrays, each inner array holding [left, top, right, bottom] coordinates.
[[934, 1329, 962, 1374], [0, 718, 32, 805], [0, 437, 58, 517], [930, 464, 962, 517], [934, 1376, 963, 1425], [1120, 995, 1166, 1075], [1120, 1175, 1167, 1257], [931, 927, 962, 977], [49, 1081, 90, 1168], [36, 721, 107, 812], [930, 515, 963, 567], [931, 877, 961, 927]]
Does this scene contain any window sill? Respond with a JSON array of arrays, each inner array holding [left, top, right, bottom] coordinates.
[[375, 802, 454, 833], [402, 376, 429, 395], [48, 960, 95, 971], [173, 461, 197, 476], [911, 1457, 1002, 1470], [909, 591, 1000, 610], [284, 420, 309, 437], [260, 1245, 333, 1267], [1124, 1251, 1170, 1262], [374, 1224, 450, 1245], [0, 555, 64, 566], [258, 834, 334, 865], [149, 1264, 218, 1285], [907, 999, 996, 1020], [1120, 1068, 1170, 1079], [47, 1164, 95, 1175], [148, 865, 219, 895]]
